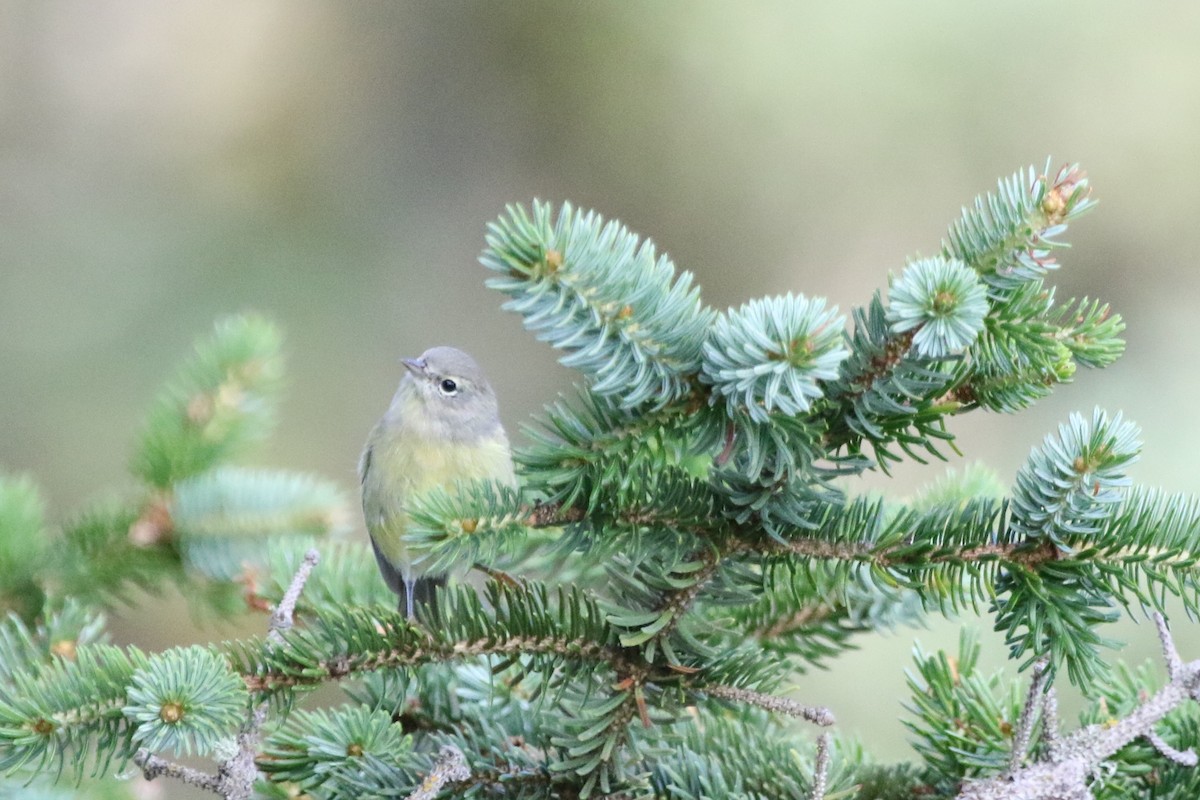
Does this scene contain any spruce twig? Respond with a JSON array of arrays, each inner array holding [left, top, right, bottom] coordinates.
[[1006, 657, 1051, 774], [136, 550, 320, 799], [267, 548, 320, 645], [1041, 687, 1061, 761], [704, 685, 835, 726], [809, 733, 832, 800]]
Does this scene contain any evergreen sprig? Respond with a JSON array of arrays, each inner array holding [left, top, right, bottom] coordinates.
[[825, 292, 962, 468], [258, 705, 413, 796], [132, 314, 284, 488], [0, 475, 47, 621], [123, 646, 248, 756], [887, 257, 989, 358], [943, 160, 1093, 294], [0, 641, 147, 780], [1009, 408, 1140, 541], [481, 201, 715, 409], [0, 602, 108, 691], [903, 630, 1032, 791], [172, 467, 350, 581], [701, 293, 848, 422], [404, 479, 530, 574], [57, 505, 177, 609]]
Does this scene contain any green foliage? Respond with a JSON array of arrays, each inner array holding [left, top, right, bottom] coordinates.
[[56, 505, 179, 608], [172, 467, 350, 580], [904, 630, 1024, 791], [518, 387, 725, 516], [702, 293, 848, 422], [648, 717, 860, 800], [1009, 408, 1140, 541], [404, 479, 529, 574], [942, 160, 1094, 294], [124, 645, 248, 756], [0, 640, 146, 780], [995, 409, 1143, 686], [0, 475, 47, 621], [259, 705, 413, 797], [132, 314, 284, 488], [887, 256, 989, 358], [0, 602, 109, 690], [481, 201, 715, 409], [824, 290, 962, 468], [732, 562, 926, 670], [8, 161, 1200, 799]]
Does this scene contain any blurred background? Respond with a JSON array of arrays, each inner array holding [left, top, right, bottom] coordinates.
[[3, 0, 1199, 775]]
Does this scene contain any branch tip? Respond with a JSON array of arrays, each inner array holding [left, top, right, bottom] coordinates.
[[1153, 611, 1183, 681], [268, 548, 320, 645], [1147, 730, 1198, 767], [1008, 657, 1052, 774], [809, 733, 832, 800], [705, 684, 834, 727]]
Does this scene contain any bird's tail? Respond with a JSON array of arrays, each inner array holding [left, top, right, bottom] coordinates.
[[402, 575, 446, 620]]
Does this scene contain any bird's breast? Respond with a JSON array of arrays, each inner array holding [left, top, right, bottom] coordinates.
[[362, 420, 516, 554]]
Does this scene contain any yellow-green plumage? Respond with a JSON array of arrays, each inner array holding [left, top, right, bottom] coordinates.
[[360, 346, 515, 618]]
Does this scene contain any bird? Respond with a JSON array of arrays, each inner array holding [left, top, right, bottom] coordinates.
[[359, 346, 516, 619]]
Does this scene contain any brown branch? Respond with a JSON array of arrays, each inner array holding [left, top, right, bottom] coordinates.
[[1007, 657, 1051, 774], [525, 501, 585, 527], [268, 548, 320, 646]]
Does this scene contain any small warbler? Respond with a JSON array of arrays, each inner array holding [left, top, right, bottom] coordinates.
[[359, 346, 516, 618]]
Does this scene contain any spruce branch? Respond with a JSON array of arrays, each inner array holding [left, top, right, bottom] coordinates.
[[6, 161, 1185, 798], [236, 583, 629, 693], [172, 469, 348, 582], [0, 475, 47, 622], [518, 387, 722, 511], [132, 314, 284, 488], [701, 293, 848, 423], [887, 256, 989, 359], [823, 294, 961, 469], [0, 642, 147, 780]]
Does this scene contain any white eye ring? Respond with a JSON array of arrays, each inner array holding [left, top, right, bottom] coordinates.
[[438, 378, 459, 396]]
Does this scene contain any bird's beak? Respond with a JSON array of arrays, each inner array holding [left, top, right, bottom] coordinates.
[[401, 357, 425, 375]]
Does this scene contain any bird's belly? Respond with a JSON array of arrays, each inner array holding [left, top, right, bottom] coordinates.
[[364, 430, 514, 569]]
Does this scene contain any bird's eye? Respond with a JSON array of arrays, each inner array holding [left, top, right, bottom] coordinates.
[[439, 378, 459, 395]]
